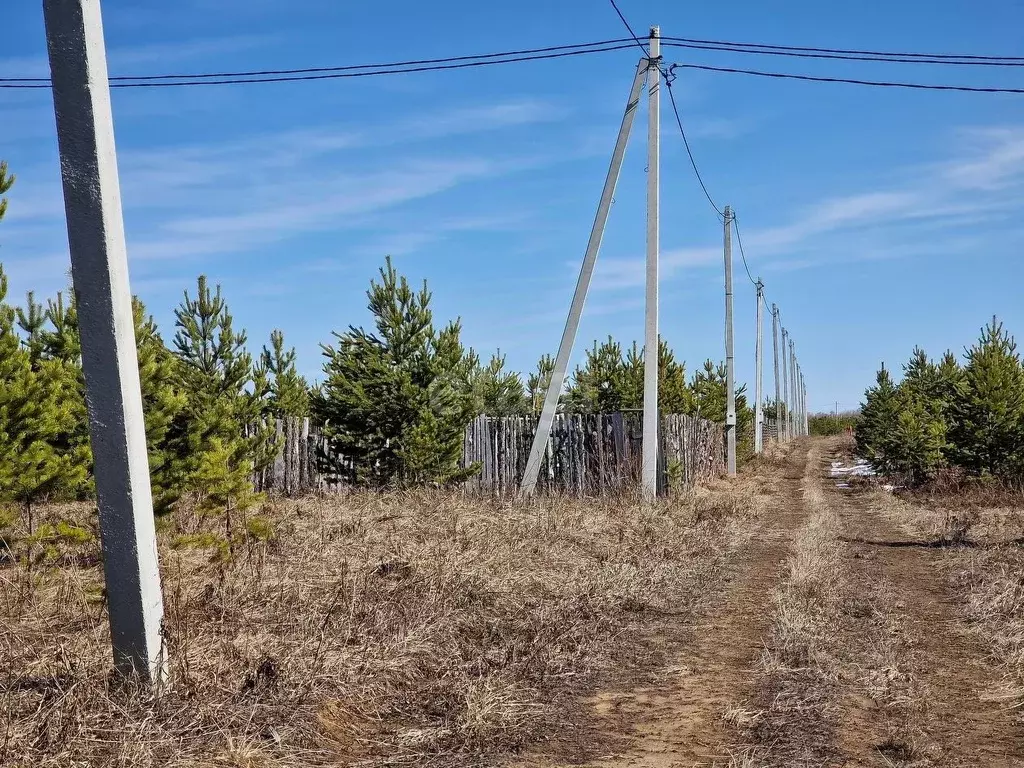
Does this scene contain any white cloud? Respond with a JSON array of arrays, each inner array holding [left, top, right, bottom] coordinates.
[[939, 127, 1024, 190], [591, 124, 1024, 289]]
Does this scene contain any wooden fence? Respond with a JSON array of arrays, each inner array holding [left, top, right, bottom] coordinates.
[[257, 412, 726, 497], [463, 412, 725, 496]]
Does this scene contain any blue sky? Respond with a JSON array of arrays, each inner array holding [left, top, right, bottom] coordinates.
[[2, 0, 1023, 413]]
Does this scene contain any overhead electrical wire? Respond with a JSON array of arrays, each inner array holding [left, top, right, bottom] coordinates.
[[663, 73, 725, 220], [2, 33, 1022, 93], [662, 39, 1024, 67], [667, 61, 1024, 94], [731, 217, 759, 288], [608, 0, 649, 56], [0, 39, 637, 88], [663, 36, 1024, 64]]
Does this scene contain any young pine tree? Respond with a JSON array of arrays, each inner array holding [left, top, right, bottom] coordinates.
[[16, 291, 47, 365], [467, 351, 527, 416], [690, 360, 729, 422], [892, 347, 949, 480], [169, 276, 268, 513], [0, 161, 13, 224], [527, 354, 556, 415], [658, 339, 692, 414], [133, 297, 187, 511], [314, 258, 476, 486], [567, 337, 626, 413], [618, 342, 646, 410], [688, 359, 753, 458], [857, 364, 901, 471], [261, 329, 309, 417], [0, 268, 88, 524], [949, 318, 1024, 478]]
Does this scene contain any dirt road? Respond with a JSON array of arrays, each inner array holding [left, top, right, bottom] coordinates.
[[524, 439, 1024, 767]]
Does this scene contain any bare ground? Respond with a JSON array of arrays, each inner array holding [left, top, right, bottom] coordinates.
[[523, 438, 1024, 767], [832, 445, 1024, 767], [519, 444, 811, 768]]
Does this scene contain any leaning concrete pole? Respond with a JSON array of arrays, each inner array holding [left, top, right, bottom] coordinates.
[[641, 26, 661, 500], [723, 206, 737, 475], [43, 0, 165, 684], [520, 58, 649, 496], [772, 304, 781, 444], [780, 325, 790, 442], [754, 280, 765, 454]]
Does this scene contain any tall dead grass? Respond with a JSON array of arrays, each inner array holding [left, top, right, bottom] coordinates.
[[867, 469, 1024, 717], [0, 485, 754, 767], [730, 443, 845, 766], [951, 546, 1024, 716]]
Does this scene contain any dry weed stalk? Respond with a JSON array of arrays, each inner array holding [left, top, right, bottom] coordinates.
[[731, 444, 844, 766], [0, 485, 755, 766], [868, 471, 1024, 718]]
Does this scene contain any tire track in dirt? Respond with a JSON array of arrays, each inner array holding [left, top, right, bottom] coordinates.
[[827, 444, 1024, 767], [523, 443, 812, 767]]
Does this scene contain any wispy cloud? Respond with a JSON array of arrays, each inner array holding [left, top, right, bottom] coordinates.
[[593, 125, 1024, 289], [0, 34, 275, 80], [5, 97, 566, 268], [130, 157, 500, 260]]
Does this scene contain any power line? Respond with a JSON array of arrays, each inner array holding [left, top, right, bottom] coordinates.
[[2, 38, 635, 83], [669, 62, 1024, 94], [5, 35, 1022, 94], [0, 43, 637, 89], [608, 0, 649, 56], [126, 39, 637, 81], [663, 36, 1024, 64], [662, 72, 724, 219], [731, 216, 759, 287], [662, 39, 1024, 67]]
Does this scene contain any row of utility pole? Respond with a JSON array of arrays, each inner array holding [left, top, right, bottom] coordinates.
[[522, 23, 811, 495], [723, 207, 808, 476], [43, 13, 809, 686]]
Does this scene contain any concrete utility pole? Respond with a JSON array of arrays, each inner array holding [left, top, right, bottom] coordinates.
[[780, 326, 790, 442], [804, 375, 810, 436], [641, 26, 661, 499], [801, 371, 806, 436], [723, 206, 737, 475], [43, 0, 165, 683], [795, 366, 802, 436], [520, 58, 649, 496], [789, 341, 797, 438], [754, 280, 765, 454], [794, 361, 801, 436], [772, 304, 781, 445]]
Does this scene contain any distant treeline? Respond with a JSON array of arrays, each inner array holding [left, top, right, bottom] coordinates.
[[809, 411, 861, 437]]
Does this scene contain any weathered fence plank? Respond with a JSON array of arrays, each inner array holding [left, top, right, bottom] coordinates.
[[254, 411, 726, 497]]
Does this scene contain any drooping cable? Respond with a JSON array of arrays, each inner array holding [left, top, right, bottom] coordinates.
[[663, 69, 725, 219], [0, 40, 637, 88], [666, 61, 1024, 95]]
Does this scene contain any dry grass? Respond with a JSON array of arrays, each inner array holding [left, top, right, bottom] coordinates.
[[733, 441, 934, 766], [867, 476, 1024, 717], [0, 485, 755, 767], [730, 443, 845, 766], [947, 542, 1024, 718]]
